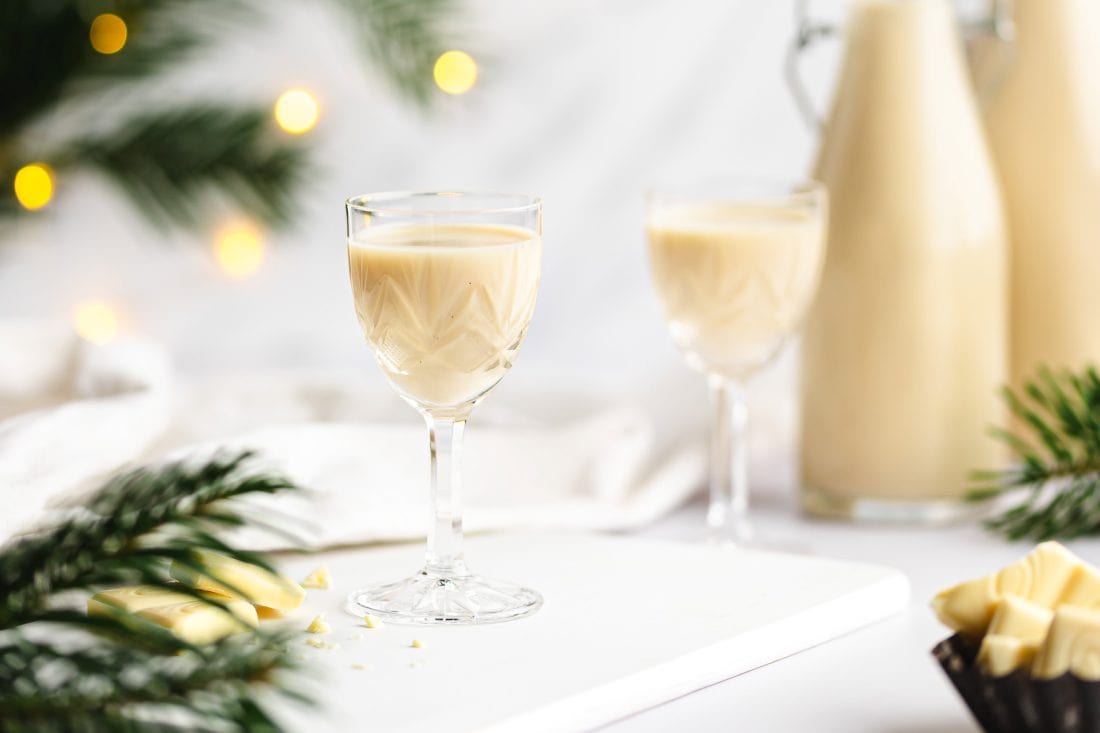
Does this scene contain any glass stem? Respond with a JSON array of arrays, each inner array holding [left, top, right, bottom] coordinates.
[[707, 375, 753, 545], [424, 415, 469, 576]]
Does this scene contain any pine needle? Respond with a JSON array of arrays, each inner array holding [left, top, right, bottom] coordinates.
[[0, 0, 460, 228], [0, 451, 311, 731], [335, 0, 459, 105], [968, 366, 1100, 540], [56, 105, 307, 229]]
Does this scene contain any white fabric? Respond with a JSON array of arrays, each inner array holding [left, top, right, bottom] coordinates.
[[0, 320, 706, 549]]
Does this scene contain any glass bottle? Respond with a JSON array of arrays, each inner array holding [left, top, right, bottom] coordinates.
[[974, 0, 1100, 389], [792, 0, 1009, 521]]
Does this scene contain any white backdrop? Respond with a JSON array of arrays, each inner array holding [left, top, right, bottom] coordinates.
[[0, 0, 855, 499]]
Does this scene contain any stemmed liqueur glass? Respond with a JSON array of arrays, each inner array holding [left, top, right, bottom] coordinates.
[[645, 181, 827, 544], [345, 191, 543, 624]]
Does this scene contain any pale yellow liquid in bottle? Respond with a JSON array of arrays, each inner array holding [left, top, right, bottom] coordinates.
[[647, 204, 826, 381], [348, 223, 541, 410], [977, 0, 1100, 387], [801, 0, 1008, 509]]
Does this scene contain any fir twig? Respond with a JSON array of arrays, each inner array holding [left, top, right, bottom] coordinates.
[[0, 1, 241, 139], [968, 366, 1100, 540], [335, 0, 459, 105], [0, 0, 460, 229], [0, 450, 296, 627], [0, 628, 303, 730], [0, 451, 310, 731], [54, 106, 307, 229]]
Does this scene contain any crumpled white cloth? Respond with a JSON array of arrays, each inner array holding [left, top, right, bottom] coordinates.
[[0, 320, 707, 549]]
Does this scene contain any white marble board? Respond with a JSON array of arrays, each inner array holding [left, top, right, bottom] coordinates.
[[270, 532, 910, 732]]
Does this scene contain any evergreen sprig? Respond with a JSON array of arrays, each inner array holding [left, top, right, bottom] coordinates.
[[0, 628, 305, 732], [0, 451, 309, 732], [63, 105, 307, 229], [0, 0, 459, 229], [969, 366, 1100, 540], [338, 0, 460, 106]]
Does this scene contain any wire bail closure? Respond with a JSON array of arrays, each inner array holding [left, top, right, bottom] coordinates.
[[783, 0, 1017, 131]]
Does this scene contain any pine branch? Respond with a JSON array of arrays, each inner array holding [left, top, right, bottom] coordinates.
[[969, 366, 1100, 540], [0, 451, 296, 628], [0, 1, 225, 138], [1, 0, 452, 134], [1, 0, 461, 231], [56, 105, 308, 229], [0, 1, 93, 140], [0, 451, 310, 730], [0, 628, 302, 732], [70, 1, 250, 91], [334, 0, 459, 105]]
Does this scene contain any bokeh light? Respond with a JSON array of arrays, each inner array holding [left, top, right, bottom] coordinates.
[[13, 164, 54, 210], [90, 14, 127, 55], [73, 300, 121, 344], [433, 50, 478, 95], [214, 220, 266, 278], [274, 89, 319, 134]]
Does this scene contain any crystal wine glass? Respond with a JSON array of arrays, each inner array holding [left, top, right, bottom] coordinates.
[[345, 191, 543, 624], [645, 181, 827, 544]]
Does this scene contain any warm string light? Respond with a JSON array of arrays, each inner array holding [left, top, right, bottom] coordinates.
[[73, 300, 121, 344], [13, 164, 54, 210], [274, 89, 319, 134], [214, 220, 266, 278], [49, 40, 474, 340], [90, 13, 127, 55], [433, 50, 478, 95]]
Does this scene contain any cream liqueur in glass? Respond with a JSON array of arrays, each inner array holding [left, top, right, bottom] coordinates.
[[646, 183, 827, 543], [345, 192, 543, 625]]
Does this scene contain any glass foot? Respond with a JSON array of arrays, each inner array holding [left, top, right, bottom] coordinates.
[[345, 568, 543, 625]]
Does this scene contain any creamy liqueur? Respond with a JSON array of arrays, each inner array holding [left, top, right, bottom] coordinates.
[[348, 223, 541, 409], [647, 204, 825, 381]]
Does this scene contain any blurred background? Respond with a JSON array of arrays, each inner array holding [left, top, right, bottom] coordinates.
[[0, 0, 1009, 503]]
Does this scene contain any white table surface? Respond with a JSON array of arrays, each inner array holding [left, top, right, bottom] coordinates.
[[611, 492, 1100, 733]]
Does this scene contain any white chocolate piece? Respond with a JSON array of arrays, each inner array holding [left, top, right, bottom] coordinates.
[[1033, 605, 1100, 680], [932, 576, 998, 637], [307, 614, 331, 634], [170, 551, 305, 611], [931, 542, 1081, 636], [1060, 564, 1100, 608], [987, 594, 1054, 645], [301, 565, 331, 590], [979, 635, 1039, 677], [1000, 543, 1081, 607], [410, 639, 425, 649], [87, 585, 198, 617], [363, 614, 382, 629], [137, 600, 258, 645], [87, 585, 254, 627]]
